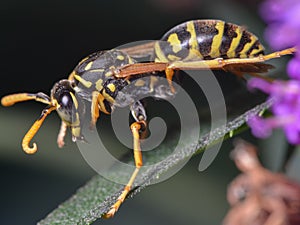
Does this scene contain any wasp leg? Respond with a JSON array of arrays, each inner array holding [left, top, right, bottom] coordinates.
[[165, 67, 176, 93], [104, 101, 147, 218], [57, 121, 68, 148], [114, 47, 296, 79], [22, 106, 56, 154], [90, 91, 101, 127], [168, 47, 296, 71], [131, 101, 148, 138], [90, 91, 111, 128], [103, 120, 146, 218], [1, 92, 51, 106], [130, 100, 147, 122], [257, 47, 296, 61]]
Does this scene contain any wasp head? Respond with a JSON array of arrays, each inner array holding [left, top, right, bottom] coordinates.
[[1, 79, 85, 154], [51, 79, 85, 142]]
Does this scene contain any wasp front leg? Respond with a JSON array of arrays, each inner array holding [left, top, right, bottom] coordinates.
[[90, 91, 111, 128], [91, 91, 101, 127], [103, 101, 147, 218], [57, 121, 68, 148]]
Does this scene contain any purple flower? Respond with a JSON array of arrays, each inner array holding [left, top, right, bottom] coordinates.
[[260, 0, 300, 50], [247, 116, 272, 139], [248, 78, 300, 144], [248, 0, 300, 144], [288, 53, 300, 80]]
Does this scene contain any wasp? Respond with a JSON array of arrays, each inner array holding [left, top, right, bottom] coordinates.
[[1, 19, 296, 218]]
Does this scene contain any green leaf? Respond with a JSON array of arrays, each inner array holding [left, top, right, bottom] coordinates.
[[38, 97, 272, 225]]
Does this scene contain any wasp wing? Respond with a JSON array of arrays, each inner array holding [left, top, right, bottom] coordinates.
[[119, 41, 156, 58], [223, 62, 274, 73]]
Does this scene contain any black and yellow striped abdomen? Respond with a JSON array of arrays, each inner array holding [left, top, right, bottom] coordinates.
[[154, 20, 265, 62]]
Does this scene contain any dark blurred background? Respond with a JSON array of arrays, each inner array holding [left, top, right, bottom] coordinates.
[[0, 0, 273, 224]]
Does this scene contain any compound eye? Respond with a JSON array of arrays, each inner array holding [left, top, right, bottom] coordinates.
[[51, 79, 79, 124], [61, 93, 72, 108], [56, 92, 76, 124]]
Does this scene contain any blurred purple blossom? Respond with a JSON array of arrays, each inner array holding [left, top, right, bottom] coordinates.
[[248, 79, 300, 144], [247, 0, 300, 144], [260, 0, 300, 50], [288, 54, 300, 80]]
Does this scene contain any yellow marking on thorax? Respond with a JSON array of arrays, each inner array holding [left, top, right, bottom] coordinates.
[[185, 21, 202, 60], [107, 83, 116, 93], [134, 79, 146, 87], [85, 61, 93, 71], [154, 41, 169, 62], [209, 21, 225, 58], [117, 54, 125, 60], [239, 35, 257, 58], [78, 56, 89, 65], [69, 92, 78, 109], [105, 71, 113, 77], [74, 74, 93, 88], [227, 27, 243, 58], [90, 68, 104, 73], [104, 66, 116, 77], [167, 33, 182, 53], [95, 79, 103, 91]]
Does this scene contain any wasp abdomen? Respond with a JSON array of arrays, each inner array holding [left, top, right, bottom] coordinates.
[[154, 20, 265, 62]]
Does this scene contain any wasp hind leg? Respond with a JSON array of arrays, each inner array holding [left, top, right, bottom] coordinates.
[[103, 120, 146, 218], [166, 47, 296, 73], [103, 101, 147, 218]]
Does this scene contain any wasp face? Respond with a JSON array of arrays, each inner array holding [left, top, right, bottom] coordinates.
[[51, 80, 76, 124], [51, 79, 84, 141]]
